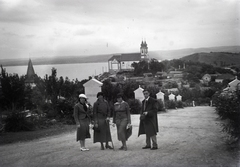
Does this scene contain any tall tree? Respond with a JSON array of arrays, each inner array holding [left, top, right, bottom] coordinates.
[[0, 67, 25, 111]]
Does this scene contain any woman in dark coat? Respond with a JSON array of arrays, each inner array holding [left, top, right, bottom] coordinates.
[[113, 93, 131, 151], [138, 89, 159, 150], [93, 92, 113, 150], [73, 94, 91, 151]]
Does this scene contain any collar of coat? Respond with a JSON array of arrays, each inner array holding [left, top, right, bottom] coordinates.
[[95, 99, 108, 105], [115, 100, 126, 105], [144, 97, 150, 101]]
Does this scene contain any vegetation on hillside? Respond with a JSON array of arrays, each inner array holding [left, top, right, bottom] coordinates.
[[181, 52, 240, 68], [214, 91, 240, 144]]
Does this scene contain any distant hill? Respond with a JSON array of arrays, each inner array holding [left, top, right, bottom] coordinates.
[[0, 45, 239, 66], [149, 45, 240, 60], [180, 52, 240, 67]]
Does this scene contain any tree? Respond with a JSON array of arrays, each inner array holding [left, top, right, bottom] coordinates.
[[122, 80, 139, 99], [44, 68, 60, 116], [0, 67, 25, 111], [102, 79, 121, 102], [132, 61, 149, 76], [149, 59, 164, 75]]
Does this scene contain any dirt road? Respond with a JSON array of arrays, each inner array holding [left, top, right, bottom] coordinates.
[[0, 106, 239, 167]]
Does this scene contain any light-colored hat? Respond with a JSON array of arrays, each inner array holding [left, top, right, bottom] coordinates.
[[79, 94, 87, 99]]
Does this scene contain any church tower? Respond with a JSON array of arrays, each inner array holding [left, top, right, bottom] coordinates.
[[25, 59, 36, 87], [140, 40, 148, 60]]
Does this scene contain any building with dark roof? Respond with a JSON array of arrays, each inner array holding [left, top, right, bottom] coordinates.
[[108, 40, 149, 73]]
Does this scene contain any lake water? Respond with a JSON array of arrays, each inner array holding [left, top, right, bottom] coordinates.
[[4, 62, 109, 81]]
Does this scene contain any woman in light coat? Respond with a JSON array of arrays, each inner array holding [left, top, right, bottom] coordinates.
[[113, 93, 131, 151], [73, 94, 91, 151]]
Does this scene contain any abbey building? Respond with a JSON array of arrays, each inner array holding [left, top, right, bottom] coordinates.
[[108, 40, 149, 73]]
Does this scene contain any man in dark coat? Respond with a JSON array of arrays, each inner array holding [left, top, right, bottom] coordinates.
[[138, 89, 159, 150]]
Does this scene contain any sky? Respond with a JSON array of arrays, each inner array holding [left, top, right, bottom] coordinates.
[[0, 0, 239, 59]]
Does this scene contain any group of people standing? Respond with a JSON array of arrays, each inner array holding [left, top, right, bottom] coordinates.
[[73, 89, 159, 152]]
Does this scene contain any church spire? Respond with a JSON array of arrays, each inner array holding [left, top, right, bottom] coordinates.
[[25, 59, 36, 85]]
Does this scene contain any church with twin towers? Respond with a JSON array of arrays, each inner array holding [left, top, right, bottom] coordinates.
[[108, 40, 149, 73]]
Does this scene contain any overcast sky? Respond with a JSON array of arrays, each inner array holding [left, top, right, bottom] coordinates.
[[0, 0, 239, 59]]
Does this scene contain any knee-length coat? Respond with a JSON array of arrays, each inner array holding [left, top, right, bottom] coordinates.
[[73, 102, 91, 141], [138, 97, 159, 137]]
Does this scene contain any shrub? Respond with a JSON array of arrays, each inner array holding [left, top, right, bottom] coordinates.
[[157, 99, 165, 112], [176, 101, 184, 108], [165, 100, 176, 109], [5, 112, 35, 132], [128, 99, 141, 114], [215, 91, 240, 143]]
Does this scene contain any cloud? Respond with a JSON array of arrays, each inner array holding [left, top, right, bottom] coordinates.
[[0, 0, 239, 59], [74, 29, 94, 36]]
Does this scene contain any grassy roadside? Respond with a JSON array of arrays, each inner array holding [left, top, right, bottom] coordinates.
[[0, 124, 76, 145]]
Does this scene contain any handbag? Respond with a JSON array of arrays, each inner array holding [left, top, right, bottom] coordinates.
[[93, 111, 100, 132], [140, 114, 146, 121], [92, 124, 100, 132], [126, 125, 132, 140]]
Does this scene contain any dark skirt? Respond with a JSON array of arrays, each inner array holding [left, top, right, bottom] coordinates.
[[93, 116, 112, 143], [76, 118, 90, 141], [116, 118, 128, 141]]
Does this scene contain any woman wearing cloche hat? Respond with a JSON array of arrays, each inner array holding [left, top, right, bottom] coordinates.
[[73, 93, 92, 151]]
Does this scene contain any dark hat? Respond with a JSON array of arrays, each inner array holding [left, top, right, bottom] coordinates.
[[142, 88, 150, 93], [97, 92, 104, 98], [116, 93, 123, 98]]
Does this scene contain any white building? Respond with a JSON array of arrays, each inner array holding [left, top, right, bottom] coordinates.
[[134, 85, 144, 102], [83, 78, 103, 105], [169, 93, 175, 101], [108, 40, 149, 73]]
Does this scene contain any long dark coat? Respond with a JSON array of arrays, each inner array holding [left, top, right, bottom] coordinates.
[[93, 99, 112, 143], [138, 97, 159, 137]]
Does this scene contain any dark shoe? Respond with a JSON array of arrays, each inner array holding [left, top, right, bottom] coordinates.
[[101, 146, 105, 150], [142, 146, 151, 149], [105, 145, 113, 149], [119, 146, 124, 150], [150, 147, 158, 150], [119, 146, 127, 151]]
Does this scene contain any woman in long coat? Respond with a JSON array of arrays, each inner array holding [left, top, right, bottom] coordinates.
[[73, 94, 91, 151], [93, 92, 113, 150], [113, 93, 131, 151]]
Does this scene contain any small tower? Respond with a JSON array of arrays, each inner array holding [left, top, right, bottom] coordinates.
[[25, 59, 36, 87], [140, 40, 148, 60]]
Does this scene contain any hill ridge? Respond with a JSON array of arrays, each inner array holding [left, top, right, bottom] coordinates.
[[0, 45, 239, 66]]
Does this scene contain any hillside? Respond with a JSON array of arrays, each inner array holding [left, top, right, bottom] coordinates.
[[149, 45, 240, 60], [0, 45, 239, 66], [180, 52, 240, 67]]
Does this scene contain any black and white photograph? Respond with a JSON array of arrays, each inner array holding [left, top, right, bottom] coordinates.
[[0, 0, 239, 166]]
